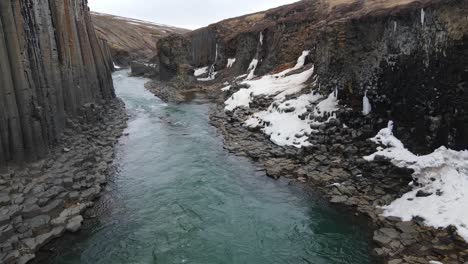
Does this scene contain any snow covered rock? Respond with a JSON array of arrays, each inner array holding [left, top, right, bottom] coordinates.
[[365, 122, 468, 241]]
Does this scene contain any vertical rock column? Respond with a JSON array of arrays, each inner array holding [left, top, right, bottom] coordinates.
[[0, 0, 36, 162], [0, 17, 24, 165], [0, 0, 116, 166]]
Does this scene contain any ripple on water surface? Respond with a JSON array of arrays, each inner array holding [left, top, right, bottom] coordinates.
[[48, 71, 373, 264]]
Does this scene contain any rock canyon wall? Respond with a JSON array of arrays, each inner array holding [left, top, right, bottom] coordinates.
[[155, 0, 468, 153], [0, 0, 116, 167]]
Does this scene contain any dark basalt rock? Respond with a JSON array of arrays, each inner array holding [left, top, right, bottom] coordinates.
[[0, 0, 116, 167], [157, 34, 194, 82], [130, 61, 158, 78]]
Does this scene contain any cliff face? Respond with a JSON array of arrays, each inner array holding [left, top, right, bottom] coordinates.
[[313, 0, 468, 153], [91, 12, 189, 66], [156, 0, 468, 153], [0, 0, 116, 167]]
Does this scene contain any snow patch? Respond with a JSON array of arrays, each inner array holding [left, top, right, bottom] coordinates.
[[221, 85, 231, 92], [225, 65, 314, 111], [259, 32, 264, 46], [276, 50, 310, 77], [224, 51, 341, 148], [227, 58, 236, 68], [235, 74, 247, 80], [362, 91, 372, 115], [421, 8, 425, 26], [113, 62, 121, 69], [245, 92, 322, 147], [313, 89, 339, 118], [194, 66, 209, 77], [246, 59, 259, 80], [365, 122, 468, 241]]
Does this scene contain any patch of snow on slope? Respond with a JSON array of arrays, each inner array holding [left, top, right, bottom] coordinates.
[[221, 85, 231, 92], [227, 58, 236, 68], [364, 122, 468, 241], [194, 66, 209, 77], [276, 50, 310, 77], [246, 59, 259, 80], [313, 89, 339, 118], [223, 51, 343, 148], [225, 66, 314, 111], [245, 92, 322, 147]]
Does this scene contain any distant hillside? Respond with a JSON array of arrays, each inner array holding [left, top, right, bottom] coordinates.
[[91, 12, 190, 65]]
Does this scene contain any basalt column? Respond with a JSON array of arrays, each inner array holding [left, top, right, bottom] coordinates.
[[0, 0, 116, 167]]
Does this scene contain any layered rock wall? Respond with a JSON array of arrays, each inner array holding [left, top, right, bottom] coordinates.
[[0, 0, 115, 167]]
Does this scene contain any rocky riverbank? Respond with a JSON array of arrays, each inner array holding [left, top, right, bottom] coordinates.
[[208, 98, 468, 264], [0, 99, 127, 264], [140, 65, 468, 264]]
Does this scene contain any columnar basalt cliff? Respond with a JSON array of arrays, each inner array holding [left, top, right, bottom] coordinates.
[[155, 0, 468, 153], [0, 1, 128, 263], [0, 0, 116, 167]]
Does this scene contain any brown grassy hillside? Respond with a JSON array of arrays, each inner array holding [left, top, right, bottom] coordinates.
[[91, 12, 189, 65]]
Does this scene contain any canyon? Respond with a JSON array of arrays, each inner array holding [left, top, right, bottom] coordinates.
[[0, 0, 467, 263], [138, 0, 468, 263]]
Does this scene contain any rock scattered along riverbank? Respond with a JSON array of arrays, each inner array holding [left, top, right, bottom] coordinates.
[[0, 99, 127, 264]]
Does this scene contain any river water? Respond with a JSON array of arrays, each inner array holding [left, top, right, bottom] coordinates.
[[47, 71, 373, 264]]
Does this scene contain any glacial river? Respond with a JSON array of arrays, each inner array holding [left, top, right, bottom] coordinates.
[[46, 71, 373, 264]]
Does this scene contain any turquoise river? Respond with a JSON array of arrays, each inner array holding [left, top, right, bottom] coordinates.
[[43, 71, 373, 264]]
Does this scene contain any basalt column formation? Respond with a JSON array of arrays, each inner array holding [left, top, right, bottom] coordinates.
[[0, 0, 116, 167]]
